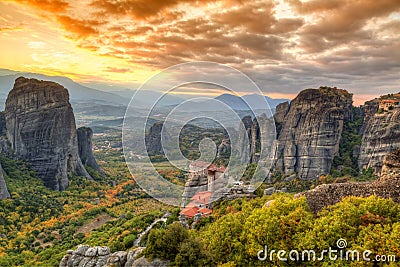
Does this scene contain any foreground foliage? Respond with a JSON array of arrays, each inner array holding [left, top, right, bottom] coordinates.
[[144, 195, 400, 266]]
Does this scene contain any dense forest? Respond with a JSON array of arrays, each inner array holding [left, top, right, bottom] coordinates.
[[144, 195, 400, 266]]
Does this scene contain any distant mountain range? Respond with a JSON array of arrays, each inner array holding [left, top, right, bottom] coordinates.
[[0, 70, 126, 105], [215, 93, 288, 110], [0, 68, 289, 113]]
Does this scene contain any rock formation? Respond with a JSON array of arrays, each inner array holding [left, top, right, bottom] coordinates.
[[0, 112, 11, 155], [237, 115, 269, 163], [5, 77, 91, 190], [250, 117, 260, 163], [271, 87, 353, 180], [359, 98, 378, 134], [237, 116, 253, 162], [217, 138, 231, 158], [358, 108, 400, 174], [59, 245, 128, 267], [301, 148, 400, 213], [0, 112, 7, 136], [145, 122, 164, 155], [274, 101, 289, 138], [77, 127, 102, 173], [210, 184, 256, 203], [0, 163, 10, 199], [181, 172, 209, 207], [59, 245, 169, 267]]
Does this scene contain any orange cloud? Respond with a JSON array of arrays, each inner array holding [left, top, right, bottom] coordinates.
[[13, 0, 69, 12], [0, 26, 22, 32], [56, 15, 104, 38], [90, 0, 216, 19], [104, 67, 130, 73], [2, 0, 400, 99]]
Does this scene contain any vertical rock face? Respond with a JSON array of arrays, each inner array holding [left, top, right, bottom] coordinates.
[[0, 112, 11, 199], [4, 77, 91, 190], [0, 163, 10, 199], [145, 122, 164, 155], [77, 127, 102, 173], [274, 101, 290, 123], [272, 87, 353, 180], [237, 115, 267, 163], [0, 112, 11, 155], [359, 99, 379, 134], [358, 108, 400, 174], [250, 118, 260, 163], [237, 116, 253, 162], [274, 101, 289, 138], [0, 112, 7, 136]]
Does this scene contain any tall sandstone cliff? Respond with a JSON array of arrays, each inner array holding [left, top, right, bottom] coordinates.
[[358, 107, 400, 174], [272, 87, 353, 180], [274, 101, 290, 137], [237, 115, 266, 163], [5, 77, 92, 190], [145, 121, 164, 155], [77, 127, 102, 173]]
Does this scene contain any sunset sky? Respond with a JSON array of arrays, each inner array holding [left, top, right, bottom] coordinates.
[[0, 0, 399, 104]]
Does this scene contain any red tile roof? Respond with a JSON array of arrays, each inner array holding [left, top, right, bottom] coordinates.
[[180, 206, 199, 218], [190, 191, 214, 205], [198, 207, 213, 216]]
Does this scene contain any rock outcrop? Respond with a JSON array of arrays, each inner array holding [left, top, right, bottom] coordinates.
[[271, 87, 353, 180], [145, 122, 164, 155], [359, 98, 379, 134], [0, 112, 11, 155], [210, 184, 255, 202], [358, 108, 400, 174], [274, 101, 289, 137], [301, 148, 400, 213], [250, 117, 260, 163], [77, 127, 102, 173], [217, 138, 231, 158], [0, 112, 7, 136], [237, 116, 253, 162], [5, 77, 91, 190], [0, 163, 10, 199], [60, 245, 128, 267], [237, 115, 268, 163], [59, 245, 169, 267]]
